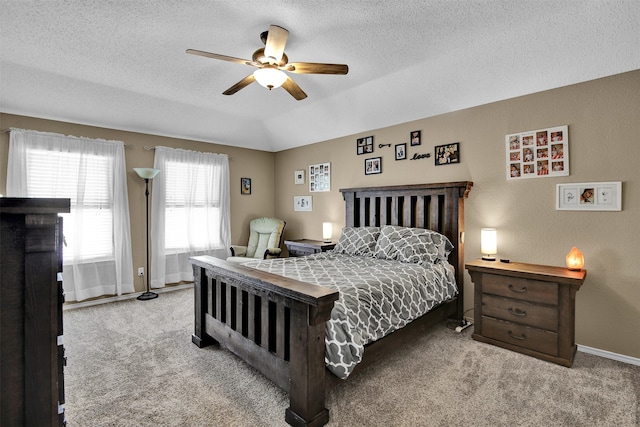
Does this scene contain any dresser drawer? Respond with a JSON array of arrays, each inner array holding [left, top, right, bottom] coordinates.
[[482, 316, 558, 356], [483, 274, 558, 305], [482, 294, 558, 331]]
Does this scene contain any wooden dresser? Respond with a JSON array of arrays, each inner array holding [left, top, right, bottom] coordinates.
[[1, 198, 70, 426], [466, 259, 586, 367]]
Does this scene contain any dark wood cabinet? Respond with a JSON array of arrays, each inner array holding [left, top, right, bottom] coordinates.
[[466, 259, 586, 367], [1, 198, 70, 426], [284, 239, 336, 257]]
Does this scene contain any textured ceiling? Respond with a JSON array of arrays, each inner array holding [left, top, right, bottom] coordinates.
[[1, 1, 639, 152]]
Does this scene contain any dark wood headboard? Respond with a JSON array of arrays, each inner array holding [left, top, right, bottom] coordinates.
[[340, 181, 473, 320]]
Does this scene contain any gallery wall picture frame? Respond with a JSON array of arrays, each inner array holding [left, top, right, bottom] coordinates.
[[357, 136, 374, 155], [294, 169, 305, 185], [294, 195, 313, 212], [506, 125, 569, 180], [309, 162, 330, 192], [435, 142, 460, 165], [410, 130, 421, 146], [395, 143, 407, 160], [556, 181, 622, 211], [364, 157, 382, 175], [241, 177, 251, 195]]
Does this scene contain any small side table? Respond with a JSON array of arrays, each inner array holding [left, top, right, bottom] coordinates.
[[284, 239, 336, 257], [466, 259, 586, 367]]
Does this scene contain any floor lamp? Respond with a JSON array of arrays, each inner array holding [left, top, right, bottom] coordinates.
[[134, 168, 160, 300]]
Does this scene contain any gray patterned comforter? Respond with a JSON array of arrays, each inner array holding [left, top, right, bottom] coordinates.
[[243, 252, 457, 379]]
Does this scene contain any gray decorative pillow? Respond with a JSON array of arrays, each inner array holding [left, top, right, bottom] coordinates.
[[333, 227, 380, 256], [374, 225, 454, 264]]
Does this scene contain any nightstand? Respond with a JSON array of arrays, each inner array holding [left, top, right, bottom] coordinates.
[[466, 259, 586, 367], [284, 239, 336, 257]]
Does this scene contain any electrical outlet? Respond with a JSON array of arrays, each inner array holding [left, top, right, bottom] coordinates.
[[138, 267, 144, 277]]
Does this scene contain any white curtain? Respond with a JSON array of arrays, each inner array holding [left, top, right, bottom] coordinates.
[[7, 128, 134, 301], [150, 146, 230, 288]]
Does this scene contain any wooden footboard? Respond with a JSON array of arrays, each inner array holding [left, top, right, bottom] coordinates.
[[191, 255, 339, 427]]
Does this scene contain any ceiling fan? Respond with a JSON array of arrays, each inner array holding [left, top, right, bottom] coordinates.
[[186, 25, 349, 100]]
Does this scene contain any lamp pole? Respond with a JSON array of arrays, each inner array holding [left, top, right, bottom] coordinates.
[[138, 177, 157, 300], [133, 168, 160, 300]]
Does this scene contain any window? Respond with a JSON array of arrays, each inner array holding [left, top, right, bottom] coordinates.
[[7, 128, 134, 301], [164, 160, 223, 251], [25, 149, 113, 262], [150, 146, 230, 288]]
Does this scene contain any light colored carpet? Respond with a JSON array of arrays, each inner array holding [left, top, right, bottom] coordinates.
[[63, 287, 639, 426]]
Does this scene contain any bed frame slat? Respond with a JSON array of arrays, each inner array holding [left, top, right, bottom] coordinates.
[[416, 195, 426, 228], [260, 298, 269, 350], [247, 293, 256, 341]]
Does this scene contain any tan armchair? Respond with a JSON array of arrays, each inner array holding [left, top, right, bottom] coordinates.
[[226, 217, 286, 264]]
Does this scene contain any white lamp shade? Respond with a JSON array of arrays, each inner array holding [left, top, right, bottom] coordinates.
[[253, 68, 288, 89], [322, 222, 333, 241], [134, 168, 160, 179], [481, 228, 497, 257]]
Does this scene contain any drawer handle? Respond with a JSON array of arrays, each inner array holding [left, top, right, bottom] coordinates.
[[508, 307, 527, 317], [508, 330, 526, 340], [508, 284, 527, 293]]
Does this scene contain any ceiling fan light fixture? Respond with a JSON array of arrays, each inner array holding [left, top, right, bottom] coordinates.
[[253, 67, 287, 90]]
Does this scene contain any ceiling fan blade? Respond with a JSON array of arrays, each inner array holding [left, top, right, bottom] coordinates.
[[186, 49, 258, 67], [222, 74, 256, 95], [281, 76, 307, 101], [285, 62, 349, 75], [263, 25, 288, 63]]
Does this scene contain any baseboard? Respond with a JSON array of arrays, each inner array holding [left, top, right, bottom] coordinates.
[[63, 283, 194, 311], [577, 344, 640, 367]]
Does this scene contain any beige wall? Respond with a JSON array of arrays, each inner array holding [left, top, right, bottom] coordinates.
[[274, 70, 640, 360], [1, 69, 638, 359], [0, 113, 276, 293]]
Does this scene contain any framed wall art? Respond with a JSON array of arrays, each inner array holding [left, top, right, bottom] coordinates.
[[435, 142, 460, 165], [240, 178, 251, 195], [556, 181, 622, 211], [294, 169, 305, 185], [410, 130, 421, 146], [365, 157, 382, 175], [506, 125, 569, 180], [357, 136, 374, 155], [309, 162, 330, 192], [395, 143, 406, 160], [294, 195, 312, 212]]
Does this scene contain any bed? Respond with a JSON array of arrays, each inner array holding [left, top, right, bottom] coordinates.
[[190, 181, 473, 426]]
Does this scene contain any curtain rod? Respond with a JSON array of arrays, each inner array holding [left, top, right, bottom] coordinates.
[[143, 145, 232, 159], [2, 130, 231, 158]]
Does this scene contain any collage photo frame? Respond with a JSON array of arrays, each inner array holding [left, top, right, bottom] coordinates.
[[309, 162, 330, 192], [506, 125, 569, 180]]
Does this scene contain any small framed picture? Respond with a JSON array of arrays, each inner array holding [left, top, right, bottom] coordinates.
[[294, 195, 312, 212], [556, 182, 622, 211], [435, 142, 460, 165], [395, 143, 406, 160], [357, 136, 374, 155], [364, 157, 382, 175], [294, 169, 305, 185], [241, 177, 251, 195], [410, 130, 421, 146]]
